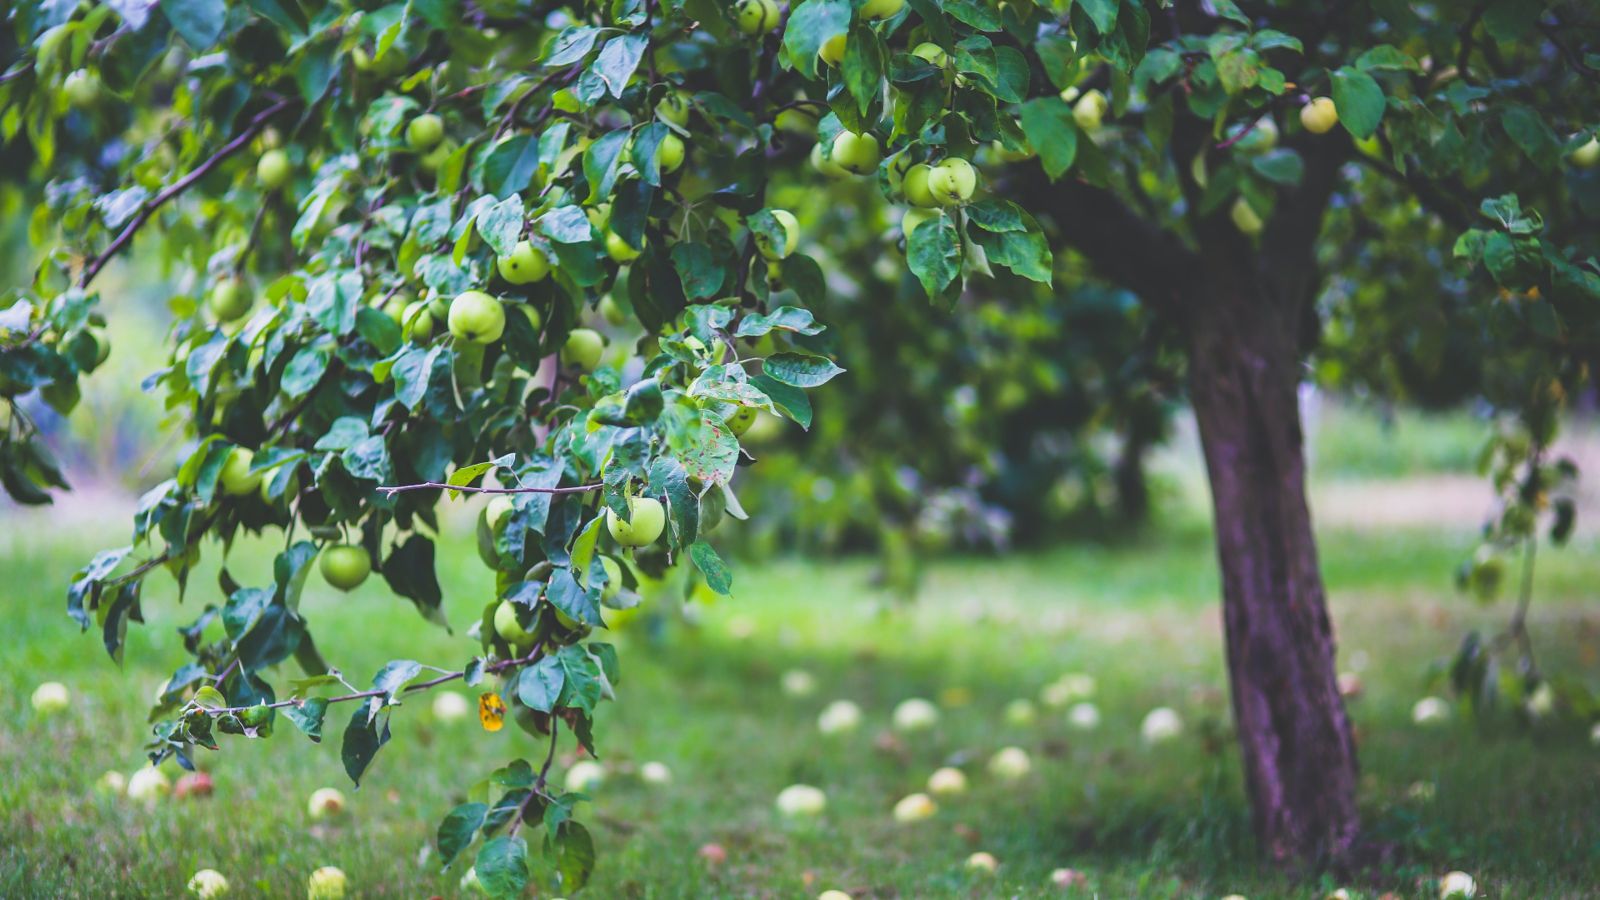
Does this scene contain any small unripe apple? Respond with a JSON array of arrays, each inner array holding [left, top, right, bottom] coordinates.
[[419, 139, 456, 173], [88, 327, 112, 366], [965, 852, 998, 874], [817, 699, 862, 734], [911, 42, 948, 68], [257, 150, 291, 189], [988, 746, 1031, 780], [406, 113, 445, 152], [494, 600, 534, 646], [319, 544, 371, 591], [187, 868, 230, 898], [208, 278, 252, 323], [859, 0, 904, 19], [775, 106, 819, 134], [1141, 707, 1183, 743], [599, 294, 628, 326], [63, 69, 101, 108], [990, 139, 1034, 162], [31, 681, 70, 715], [735, 0, 781, 34], [1230, 117, 1278, 154], [657, 90, 692, 127], [127, 766, 171, 802], [1230, 197, 1264, 235], [657, 133, 686, 173], [306, 866, 348, 900], [831, 131, 880, 175], [902, 164, 937, 207], [926, 767, 967, 796], [928, 157, 977, 206], [306, 787, 347, 819], [1571, 136, 1600, 168], [891, 792, 937, 823], [1300, 96, 1339, 134], [892, 697, 939, 732], [901, 207, 937, 239], [448, 290, 505, 343], [607, 496, 666, 547], [726, 405, 758, 436], [561, 328, 606, 371], [810, 142, 850, 178], [219, 448, 262, 496], [566, 759, 606, 792], [606, 230, 643, 262], [775, 783, 827, 817], [402, 301, 434, 342], [497, 241, 550, 285], [756, 209, 800, 261], [818, 34, 847, 67], [1073, 89, 1108, 130]]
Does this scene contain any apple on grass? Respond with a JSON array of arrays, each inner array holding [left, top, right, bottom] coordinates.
[[775, 783, 827, 817], [1068, 702, 1101, 730], [127, 766, 171, 802], [926, 766, 967, 796], [306, 866, 348, 900], [174, 770, 214, 799], [988, 746, 1031, 780], [818, 892, 852, 900], [448, 290, 505, 343], [1438, 871, 1476, 899], [32, 681, 70, 715], [639, 761, 672, 785], [892, 697, 940, 732], [607, 496, 666, 547], [433, 691, 471, 722], [1004, 698, 1037, 726], [97, 770, 128, 795], [319, 544, 370, 591], [187, 868, 230, 898], [1050, 868, 1088, 888], [780, 669, 816, 697], [307, 786, 347, 819], [817, 699, 862, 735], [566, 759, 606, 792], [965, 851, 998, 874], [1141, 707, 1183, 743], [892, 792, 937, 823]]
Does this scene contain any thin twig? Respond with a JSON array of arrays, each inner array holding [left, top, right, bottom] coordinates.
[[79, 99, 295, 288], [376, 481, 602, 497]]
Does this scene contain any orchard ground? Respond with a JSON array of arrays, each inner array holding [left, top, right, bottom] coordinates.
[[4, 413, 1600, 898]]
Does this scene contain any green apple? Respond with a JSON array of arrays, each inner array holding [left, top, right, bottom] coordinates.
[[818, 34, 847, 67], [891, 792, 937, 823], [256, 149, 291, 189], [774, 106, 818, 134], [186, 869, 230, 899], [31, 681, 70, 715], [598, 555, 624, 600], [88, 327, 111, 367], [902, 163, 938, 207], [448, 290, 505, 343], [515, 302, 542, 334], [419, 138, 456, 173], [724, 405, 758, 437], [657, 133, 686, 173], [1300, 96, 1338, 134], [756, 209, 799, 261], [126, 766, 171, 802], [319, 544, 371, 591], [901, 207, 937, 238], [599, 294, 628, 327], [485, 495, 515, 532], [493, 599, 535, 646], [497, 241, 550, 285], [307, 787, 346, 819], [607, 496, 666, 547], [306, 866, 348, 900], [1073, 89, 1108, 130], [657, 90, 692, 127], [208, 278, 252, 323], [219, 448, 262, 496], [928, 157, 977, 206], [561, 328, 605, 371], [990, 139, 1034, 162], [860, 0, 904, 19], [1571, 136, 1600, 168], [63, 69, 101, 108], [911, 42, 948, 68], [406, 113, 445, 151], [1231, 197, 1264, 235], [988, 746, 1031, 780], [606, 230, 643, 262], [427, 294, 449, 321], [831, 131, 880, 175], [774, 783, 827, 817], [926, 766, 967, 795], [1230, 117, 1278, 154], [965, 852, 998, 874], [396, 300, 431, 341], [810, 142, 849, 178], [735, 0, 781, 34]]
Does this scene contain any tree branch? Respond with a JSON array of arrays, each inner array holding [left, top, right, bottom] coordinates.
[[79, 99, 295, 289], [376, 480, 602, 497]]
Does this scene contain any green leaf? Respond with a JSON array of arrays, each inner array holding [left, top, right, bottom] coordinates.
[[162, 0, 227, 49], [582, 128, 630, 203], [340, 704, 390, 786], [1500, 105, 1562, 169], [550, 821, 596, 892], [370, 659, 423, 710], [1017, 98, 1079, 179], [1249, 149, 1305, 185], [283, 697, 328, 742], [544, 26, 602, 66], [689, 541, 732, 595], [437, 802, 488, 871], [281, 345, 330, 399], [782, 0, 851, 81], [670, 242, 725, 300], [592, 34, 648, 98], [969, 216, 1053, 284], [516, 656, 565, 712], [842, 23, 884, 117], [761, 353, 845, 388], [481, 136, 541, 198], [1330, 66, 1385, 139], [1355, 44, 1420, 72], [964, 199, 1027, 233], [381, 535, 448, 628], [1075, 0, 1118, 34], [906, 214, 962, 297], [477, 195, 526, 256], [942, 0, 1002, 31], [555, 644, 603, 713], [474, 835, 530, 897], [749, 374, 812, 429], [547, 567, 603, 628], [735, 307, 823, 338]]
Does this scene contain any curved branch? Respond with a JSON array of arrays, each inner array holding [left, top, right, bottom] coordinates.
[[376, 480, 602, 497], [79, 99, 296, 289]]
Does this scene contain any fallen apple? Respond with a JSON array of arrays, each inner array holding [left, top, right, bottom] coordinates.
[[892, 697, 940, 732], [892, 791, 937, 823], [127, 766, 171, 802], [1067, 702, 1101, 730], [988, 746, 1031, 780], [781, 669, 817, 697], [566, 759, 605, 792], [307, 786, 347, 819], [775, 783, 827, 817], [640, 761, 672, 785], [31, 681, 70, 715], [187, 868, 230, 898], [926, 766, 968, 796], [965, 851, 998, 874], [817, 699, 862, 735], [432, 691, 471, 722], [306, 866, 348, 900], [1140, 707, 1183, 743]]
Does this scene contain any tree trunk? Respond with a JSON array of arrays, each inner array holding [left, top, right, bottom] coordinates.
[[1186, 259, 1360, 866]]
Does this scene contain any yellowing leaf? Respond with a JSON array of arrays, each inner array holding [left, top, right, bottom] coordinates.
[[479, 691, 507, 732]]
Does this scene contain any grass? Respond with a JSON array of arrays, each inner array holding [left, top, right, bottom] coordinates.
[[3, 506, 1599, 899]]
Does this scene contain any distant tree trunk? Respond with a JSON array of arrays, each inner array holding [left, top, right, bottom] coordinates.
[[1113, 421, 1152, 524], [1186, 256, 1360, 865]]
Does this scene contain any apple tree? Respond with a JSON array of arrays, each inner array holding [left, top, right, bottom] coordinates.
[[4, 0, 1600, 888]]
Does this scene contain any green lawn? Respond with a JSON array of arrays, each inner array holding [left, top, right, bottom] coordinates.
[[3, 509, 1598, 899]]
